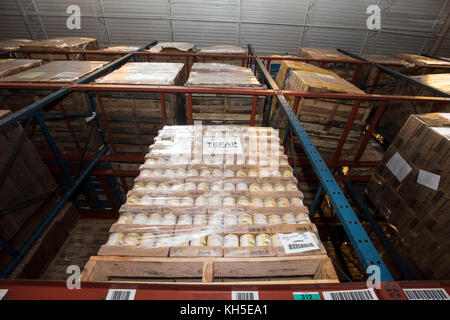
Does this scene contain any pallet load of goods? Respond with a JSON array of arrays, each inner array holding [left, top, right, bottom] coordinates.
[[271, 60, 383, 165], [353, 54, 415, 94], [196, 45, 247, 66], [298, 47, 360, 82], [0, 58, 43, 78], [94, 62, 187, 155], [185, 63, 266, 125], [18, 37, 99, 61], [0, 60, 108, 154], [145, 42, 196, 77], [393, 53, 450, 74], [366, 113, 450, 280], [376, 72, 450, 141], [85, 46, 141, 61], [81, 125, 338, 283], [0, 39, 33, 58], [410, 73, 450, 95]]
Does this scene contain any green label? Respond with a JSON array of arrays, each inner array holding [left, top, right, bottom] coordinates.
[[19, 71, 45, 79], [293, 292, 321, 300]]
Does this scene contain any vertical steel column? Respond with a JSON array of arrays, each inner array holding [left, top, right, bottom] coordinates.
[[101, 161, 125, 204], [185, 56, 190, 78], [250, 95, 257, 126], [160, 93, 168, 126], [265, 58, 271, 71], [354, 101, 387, 162], [99, 176, 117, 211], [333, 100, 361, 161], [351, 64, 362, 84], [187, 93, 193, 125], [58, 103, 82, 155]]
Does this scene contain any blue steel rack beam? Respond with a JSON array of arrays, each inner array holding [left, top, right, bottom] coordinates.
[[248, 44, 394, 281], [0, 41, 157, 278], [336, 168, 414, 280]]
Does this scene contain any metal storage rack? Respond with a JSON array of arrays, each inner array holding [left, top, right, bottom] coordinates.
[[0, 41, 449, 299]]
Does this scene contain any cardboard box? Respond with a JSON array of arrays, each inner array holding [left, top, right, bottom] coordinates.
[[366, 113, 450, 279]]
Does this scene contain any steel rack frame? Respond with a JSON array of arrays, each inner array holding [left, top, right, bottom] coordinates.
[[0, 42, 448, 285]]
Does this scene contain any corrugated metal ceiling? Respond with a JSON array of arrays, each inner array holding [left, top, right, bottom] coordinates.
[[0, 0, 448, 56]]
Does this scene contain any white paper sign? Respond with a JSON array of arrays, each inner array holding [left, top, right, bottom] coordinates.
[[51, 72, 80, 80], [0, 289, 7, 300], [315, 72, 335, 79], [386, 152, 412, 182], [280, 232, 319, 254], [431, 127, 450, 139], [417, 170, 440, 191], [202, 138, 243, 155]]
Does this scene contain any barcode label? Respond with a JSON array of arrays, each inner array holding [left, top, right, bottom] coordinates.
[[106, 289, 136, 300], [288, 243, 315, 250], [280, 232, 319, 254], [232, 291, 259, 300], [0, 289, 7, 300], [323, 289, 378, 300], [403, 288, 449, 300]]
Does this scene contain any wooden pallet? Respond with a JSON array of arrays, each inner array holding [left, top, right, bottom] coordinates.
[[81, 255, 338, 284]]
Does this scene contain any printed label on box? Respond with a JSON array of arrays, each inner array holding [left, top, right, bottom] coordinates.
[[51, 72, 80, 80], [314, 72, 335, 79], [203, 138, 243, 155], [431, 127, 450, 139], [19, 71, 45, 79], [0, 289, 7, 300], [386, 152, 412, 182], [417, 170, 440, 191], [280, 232, 319, 254]]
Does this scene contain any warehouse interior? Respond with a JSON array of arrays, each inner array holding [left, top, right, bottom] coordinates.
[[0, 0, 449, 300]]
